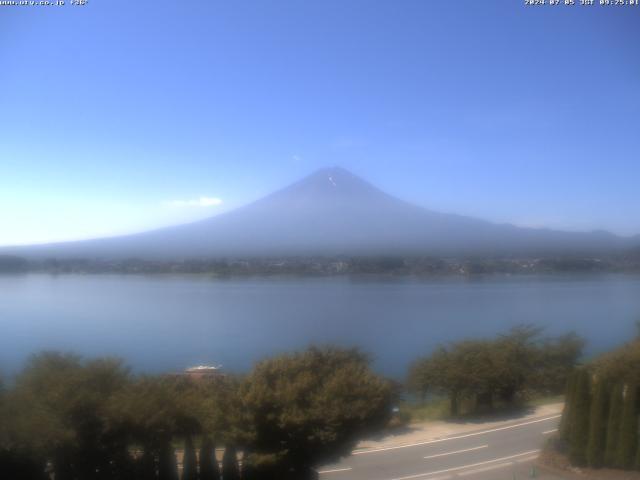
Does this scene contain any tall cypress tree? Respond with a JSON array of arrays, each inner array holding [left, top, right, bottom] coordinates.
[[158, 439, 179, 480], [560, 371, 577, 441], [586, 376, 609, 468], [182, 435, 198, 480], [241, 451, 256, 480], [199, 437, 219, 480], [569, 369, 591, 466], [616, 383, 638, 469], [139, 449, 157, 480], [222, 445, 240, 480], [605, 384, 624, 467]]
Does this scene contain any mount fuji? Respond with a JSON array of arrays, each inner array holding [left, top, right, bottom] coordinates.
[[5, 167, 638, 259]]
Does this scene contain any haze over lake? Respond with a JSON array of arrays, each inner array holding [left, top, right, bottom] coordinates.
[[2, 273, 639, 378]]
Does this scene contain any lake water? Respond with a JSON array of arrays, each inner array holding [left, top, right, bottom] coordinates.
[[1, 274, 639, 378]]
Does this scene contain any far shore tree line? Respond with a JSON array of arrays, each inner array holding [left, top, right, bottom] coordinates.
[[0, 325, 590, 480], [3, 253, 640, 276]]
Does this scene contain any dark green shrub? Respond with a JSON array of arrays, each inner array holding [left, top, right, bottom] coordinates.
[[616, 383, 638, 469], [199, 437, 220, 480], [605, 383, 624, 467], [586, 376, 609, 468], [222, 445, 240, 480], [182, 435, 197, 480], [568, 369, 591, 466], [158, 439, 178, 480]]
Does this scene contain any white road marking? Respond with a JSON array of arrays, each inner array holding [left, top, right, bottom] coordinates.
[[388, 450, 540, 480], [423, 445, 488, 459], [353, 415, 560, 455], [318, 467, 353, 474], [457, 462, 513, 476], [542, 428, 558, 434], [515, 455, 540, 463]]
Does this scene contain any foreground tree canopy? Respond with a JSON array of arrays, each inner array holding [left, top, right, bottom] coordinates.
[[407, 326, 584, 415], [242, 347, 394, 479], [0, 347, 395, 480]]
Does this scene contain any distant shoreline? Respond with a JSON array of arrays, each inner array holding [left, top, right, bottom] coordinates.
[[2, 254, 640, 277]]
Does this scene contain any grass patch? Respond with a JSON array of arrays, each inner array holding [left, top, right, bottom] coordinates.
[[399, 394, 564, 424], [398, 397, 450, 423], [527, 394, 564, 407]]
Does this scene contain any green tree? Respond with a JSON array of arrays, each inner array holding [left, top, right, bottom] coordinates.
[[8, 352, 132, 480], [594, 338, 640, 386], [240, 450, 257, 480], [137, 450, 157, 480], [568, 368, 591, 466], [182, 435, 198, 480], [242, 346, 394, 479], [158, 439, 178, 480], [559, 371, 577, 442], [198, 437, 219, 480], [222, 445, 240, 480], [494, 325, 543, 404], [408, 327, 583, 417], [240, 452, 283, 480], [109, 375, 203, 479], [604, 383, 624, 467], [409, 341, 500, 415], [535, 332, 585, 395], [616, 383, 638, 469], [586, 376, 608, 468]]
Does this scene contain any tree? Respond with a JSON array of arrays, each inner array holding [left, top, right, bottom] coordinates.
[[240, 450, 257, 480], [109, 375, 204, 480], [408, 327, 583, 417], [559, 371, 577, 442], [616, 383, 638, 469], [586, 376, 608, 468], [568, 368, 591, 466], [242, 346, 394, 479], [182, 435, 198, 480], [8, 352, 132, 480], [158, 439, 178, 480], [535, 332, 585, 395], [199, 437, 219, 480], [494, 325, 543, 404], [604, 383, 624, 467], [222, 445, 240, 480], [137, 450, 157, 480], [594, 338, 640, 385]]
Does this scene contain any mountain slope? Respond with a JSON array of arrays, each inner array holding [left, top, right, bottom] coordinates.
[[5, 167, 638, 259]]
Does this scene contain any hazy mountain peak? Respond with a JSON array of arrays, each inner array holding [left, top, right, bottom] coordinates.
[[267, 167, 388, 205], [4, 167, 638, 259]]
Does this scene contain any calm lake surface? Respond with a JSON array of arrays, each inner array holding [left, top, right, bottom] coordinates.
[[1, 274, 639, 378]]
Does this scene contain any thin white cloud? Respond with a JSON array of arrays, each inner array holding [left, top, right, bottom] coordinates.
[[165, 196, 223, 208]]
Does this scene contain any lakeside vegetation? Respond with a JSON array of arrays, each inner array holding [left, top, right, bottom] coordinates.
[[553, 333, 640, 472], [2, 253, 640, 276], [0, 326, 591, 479], [0, 347, 395, 480], [407, 326, 583, 416]]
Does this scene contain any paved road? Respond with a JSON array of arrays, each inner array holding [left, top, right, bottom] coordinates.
[[318, 414, 562, 480]]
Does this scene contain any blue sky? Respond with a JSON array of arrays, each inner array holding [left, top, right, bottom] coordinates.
[[1, 1, 639, 246]]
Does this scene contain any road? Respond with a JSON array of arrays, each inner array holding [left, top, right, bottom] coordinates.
[[318, 414, 563, 480]]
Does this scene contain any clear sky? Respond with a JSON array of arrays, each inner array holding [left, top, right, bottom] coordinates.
[[1, 0, 639, 246]]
